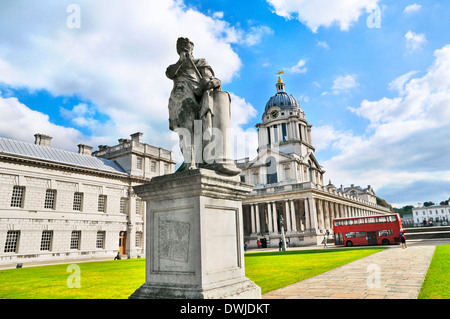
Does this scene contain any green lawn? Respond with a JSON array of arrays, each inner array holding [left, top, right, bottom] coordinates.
[[0, 258, 146, 299], [245, 248, 385, 294], [0, 248, 385, 299], [418, 245, 450, 299]]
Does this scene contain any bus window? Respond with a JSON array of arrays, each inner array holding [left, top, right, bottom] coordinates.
[[377, 216, 387, 223], [348, 219, 354, 225], [377, 230, 393, 237], [367, 217, 375, 223]]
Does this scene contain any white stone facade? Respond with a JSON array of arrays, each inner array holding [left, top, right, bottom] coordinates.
[[412, 204, 450, 226], [237, 78, 391, 248], [0, 132, 175, 265]]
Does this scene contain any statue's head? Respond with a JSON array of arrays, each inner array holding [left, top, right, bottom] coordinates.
[[176, 37, 194, 55]]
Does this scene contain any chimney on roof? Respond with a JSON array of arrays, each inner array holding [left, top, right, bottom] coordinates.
[[34, 134, 52, 147], [130, 132, 143, 143], [78, 144, 93, 156]]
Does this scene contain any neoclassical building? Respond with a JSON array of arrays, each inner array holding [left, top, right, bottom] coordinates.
[[236, 76, 391, 247], [0, 132, 175, 265], [412, 203, 450, 226]]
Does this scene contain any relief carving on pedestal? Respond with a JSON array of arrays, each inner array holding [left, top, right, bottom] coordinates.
[[158, 219, 190, 263]]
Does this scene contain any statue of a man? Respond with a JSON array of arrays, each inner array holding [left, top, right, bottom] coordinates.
[[166, 37, 240, 176]]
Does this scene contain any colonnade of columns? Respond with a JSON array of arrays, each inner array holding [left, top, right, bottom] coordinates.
[[244, 197, 383, 237]]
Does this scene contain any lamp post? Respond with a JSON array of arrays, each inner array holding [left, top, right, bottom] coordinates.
[[279, 214, 286, 251], [127, 221, 133, 259]]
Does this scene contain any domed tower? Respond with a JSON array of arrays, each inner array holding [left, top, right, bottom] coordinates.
[[257, 74, 314, 157], [237, 74, 324, 187]]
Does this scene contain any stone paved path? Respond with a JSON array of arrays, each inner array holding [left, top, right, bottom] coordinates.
[[263, 245, 436, 299]]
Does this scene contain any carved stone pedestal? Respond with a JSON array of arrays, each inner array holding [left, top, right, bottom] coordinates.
[[129, 168, 261, 299]]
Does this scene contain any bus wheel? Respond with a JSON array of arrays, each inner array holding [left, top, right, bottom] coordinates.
[[345, 241, 353, 247], [382, 239, 389, 245]]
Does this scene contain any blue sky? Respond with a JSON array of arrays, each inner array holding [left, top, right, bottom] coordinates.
[[0, 0, 449, 207]]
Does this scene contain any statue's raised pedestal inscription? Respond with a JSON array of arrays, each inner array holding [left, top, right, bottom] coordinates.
[[129, 169, 261, 299]]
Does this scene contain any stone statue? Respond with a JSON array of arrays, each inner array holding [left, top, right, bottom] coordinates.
[[166, 37, 241, 176]]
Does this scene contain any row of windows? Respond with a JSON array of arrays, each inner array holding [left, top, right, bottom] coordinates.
[[344, 229, 393, 238], [9, 186, 144, 214], [415, 210, 449, 215], [3, 230, 144, 253], [334, 215, 397, 226], [136, 157, 170, 174]]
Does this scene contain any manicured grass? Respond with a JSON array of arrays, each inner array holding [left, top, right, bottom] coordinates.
[[418, 245, 450, 299], [0, 248, 385, 298], [245, 248, 385, 294], [0, 258, 146, 299]]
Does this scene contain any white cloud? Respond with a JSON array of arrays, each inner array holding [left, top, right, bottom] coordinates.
[[403, 4, 422, 14], [316, 40, 330, 50], [321, 45, 450, 204], [266, 0, 380, 32], [405, 30, 426, 51], [229, 93, 259, 160], [332, 74, 359, 92], [242, 26, 274, 46], [287, 59, 307, 74], [388, 71, 419, 95], [0, 94, 88, 150], [0, 0, 261, 153]]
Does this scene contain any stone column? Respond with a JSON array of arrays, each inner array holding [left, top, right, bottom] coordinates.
[[290, 200, 297, 232], [284, 200, 292, 232], [255, 204, 261, 234], [272, 202, 278, 233], [324, 200, 330, 230], [308, 197, 319, 233], [129, 168, 261, 299], [267, 202, 273, 233], [250, 204, 256, 234]]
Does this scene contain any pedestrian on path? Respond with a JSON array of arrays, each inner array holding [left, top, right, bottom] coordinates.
[[322, 236, 327, 249], [400, 229, 407, 249]]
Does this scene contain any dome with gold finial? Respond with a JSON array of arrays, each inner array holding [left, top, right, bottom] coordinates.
[[264, 72, 301, 115]]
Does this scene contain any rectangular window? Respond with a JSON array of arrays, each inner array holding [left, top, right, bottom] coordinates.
[[40, 231, 53, 251], [150, 161, 156, 173], [120, 197, 128, 214], [273, 125, 278, 142], [96, 231, 105, 249], [281, 123, 287, 141], [377, 229, 393, 237], [164, 163, 169, 174], [345, 232, 366, 238], [44, 189, 57, 209], [135, 231, 143, 248], [73, 192, 83, 211], [70, 231, 81, 249], [136, 157, 143, 170], [136, 198, 143, 215], [10, 186, 25, 208], [98, 195, 107, 213], [298, 124, 302, 141], [4, 230, 20, 253], [267, 127, 271, 144]]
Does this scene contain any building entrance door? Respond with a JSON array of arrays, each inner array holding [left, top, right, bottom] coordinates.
[[119, 231, 127, 255], [367, 231, 377, 245]]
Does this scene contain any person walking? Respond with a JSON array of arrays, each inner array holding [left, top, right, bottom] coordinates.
[[322, 236, 328, 249], [400, 229, 407, 249]]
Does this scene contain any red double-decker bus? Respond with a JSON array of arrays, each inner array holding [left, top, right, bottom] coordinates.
[[333, 214, 402, 247]]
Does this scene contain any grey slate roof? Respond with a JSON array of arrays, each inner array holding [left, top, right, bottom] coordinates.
[[0, 137, 127, 175]]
